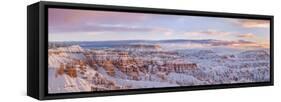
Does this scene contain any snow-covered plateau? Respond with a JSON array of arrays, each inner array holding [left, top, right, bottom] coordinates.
[[48, 40, 270, 93]]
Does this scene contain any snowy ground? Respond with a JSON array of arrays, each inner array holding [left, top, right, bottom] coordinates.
[[48, 41, 270, 94]]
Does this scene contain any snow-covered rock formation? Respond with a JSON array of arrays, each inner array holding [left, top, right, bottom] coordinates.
[[48, 42, 270, 93]]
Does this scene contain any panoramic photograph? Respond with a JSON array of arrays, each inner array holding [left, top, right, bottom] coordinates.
[[48, 8, 270, 94]]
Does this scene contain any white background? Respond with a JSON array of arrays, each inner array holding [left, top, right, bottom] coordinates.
[[0, 0, 279, 101]]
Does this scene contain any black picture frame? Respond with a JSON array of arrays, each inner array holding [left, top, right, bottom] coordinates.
[[27, 1, 274, 100]]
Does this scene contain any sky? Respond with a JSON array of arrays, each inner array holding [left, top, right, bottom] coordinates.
[[48, 8, 270, 48]]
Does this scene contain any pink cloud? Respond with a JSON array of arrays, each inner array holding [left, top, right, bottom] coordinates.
[[232, 19, 270, 28], [237, 33, 256, 38], [48, 8, 148, 27], [48, 8, 155, 34], [210, 39, 268, 49], [184, 29, 232, 36]]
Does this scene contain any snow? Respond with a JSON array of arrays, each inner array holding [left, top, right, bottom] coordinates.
[[48, 68, 92, 93], [167, 72, 205, 86], [48, 42, 270, 93]]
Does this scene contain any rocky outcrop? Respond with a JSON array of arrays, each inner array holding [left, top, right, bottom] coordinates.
[[85, 49, 199, 80], [99, 60, 116, 76], [163, 63, 197, 73], [90, 73, 121, 91], [55, 63, 78, 78]]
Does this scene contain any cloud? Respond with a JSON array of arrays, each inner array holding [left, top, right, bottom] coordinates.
[[49, 8, 148, 27], [258, 41, 270, 48], [210, 40, 252, 46], [50, 24, 156, 33], [49, 22, 174, 37], [231, 19, 270, 28], [184, 29, 232, 36], [151, 27, 173, 36], [210, 39, 268, 48], [48, 8, 174, 35], [227, 40, 268, 48], [164, 32, 173, 36], [237, 33, 256, 38]]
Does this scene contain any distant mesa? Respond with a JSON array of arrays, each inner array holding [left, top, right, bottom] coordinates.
[[120, 44, 162, 50]]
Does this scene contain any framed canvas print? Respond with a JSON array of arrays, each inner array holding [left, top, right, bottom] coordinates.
[[27, 1, 274, 100]]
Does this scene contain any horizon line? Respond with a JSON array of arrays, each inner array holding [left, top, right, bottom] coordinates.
[[48, 38, 227, 42]]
